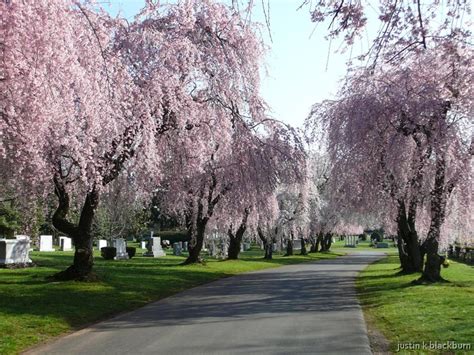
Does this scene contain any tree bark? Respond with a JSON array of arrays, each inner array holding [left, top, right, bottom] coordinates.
[[396, 201, 422, 273], [315, 231, 323, 252], [300, 237, 307, 255], [184, 218, 207, 264], [227, 208, 250, 260], [321, 232, 333, 251], [285, 236, 293, 256], [419, 150, 452, 283], [51, 177, 99, 281]]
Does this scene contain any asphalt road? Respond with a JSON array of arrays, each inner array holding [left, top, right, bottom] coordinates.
[[27, 252, 384, 355]]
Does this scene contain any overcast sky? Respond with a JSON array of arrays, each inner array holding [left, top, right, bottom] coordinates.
[[107, 0, 353, 128]]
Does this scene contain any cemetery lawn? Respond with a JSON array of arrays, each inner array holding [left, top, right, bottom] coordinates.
[[357, 255, 474, 353], [332, 239, 399, 255], [0, 247, 342, 354]]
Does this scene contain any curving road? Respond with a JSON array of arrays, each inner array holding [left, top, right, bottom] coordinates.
[[26, 252, 384, 355]]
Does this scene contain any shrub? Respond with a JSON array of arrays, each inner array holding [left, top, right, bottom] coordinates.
[[126, 247, 136, 259], [101, 247, 116, 260]]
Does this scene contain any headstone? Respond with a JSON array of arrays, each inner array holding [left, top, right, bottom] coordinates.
[[272, 243, 278, 252], [140, 241, 147, 249], [15, 235, 30, 241], [98, 239, 107, 250], [240, 244, 244, 252], [292, 239, 302, 250], [16, 235, 33, 251], [216, 241, 228, 260], [59, 236, 72, 251], [153, 237, 166, 257], [113, 238, 129, 260], [173, 242, 182, 256], [376, 242, 389, 248], [345, 235, 357, 247], [243, 242, 251, 251], [0, 239, 32, 266], [182, 241, 188, 252], [39, 235, 55, 251], [144, 237, 166, 257]]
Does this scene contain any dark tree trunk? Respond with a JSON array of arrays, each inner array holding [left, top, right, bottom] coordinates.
[[285, 237, 293, 256], [184, 218, 207, 264], [227, 209, 249, 260], [418, 150, 452, 283], [51, 177, 99, 281], [264, 243, 273, 259], [300, 237, 307, 255], [321, 232, 332, 251], [309, 238, 317, 253], [315, 231, 323, 252], [396, 201, 422, 273]]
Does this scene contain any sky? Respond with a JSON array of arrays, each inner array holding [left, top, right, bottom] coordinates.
[[106, 0, 352, 128]]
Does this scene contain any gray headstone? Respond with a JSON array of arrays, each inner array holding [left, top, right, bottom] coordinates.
[[173, 242, 182, 256], [113, 238, 129, 260]]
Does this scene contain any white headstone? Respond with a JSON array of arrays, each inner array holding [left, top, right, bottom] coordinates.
[[59, 236, 72, 251], [152, 237, 166, 257], [183, 241, 188, 252], [39, 235, 54, 251], [0, 239, 32, 265], [113, 238, 129, 260], [98, 239, 107, 250], [140, 241, 147, 249]]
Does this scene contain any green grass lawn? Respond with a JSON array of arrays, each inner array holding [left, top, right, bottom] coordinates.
[[332, 239, 400, 255], [357, 255, 474, 354], [0, 245, 341, 354]]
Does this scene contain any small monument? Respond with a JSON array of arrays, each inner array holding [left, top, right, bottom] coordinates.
[[0, 238, 32, 266], [59, 236, 72, 251], [151, 237, 166, 257], [182, 241, 188, 252], [272, 243, 279, 252], [292, 239, 302, 250], [39, 235, 55, 252], [113, 238, 129, 260], [97, 239, 107, 250], [172, 242, 182, 256], [243, 242, 251, 251], [140, 241, 147, 249], [143, 231, 166, 257], [345, 235, 357, 247]]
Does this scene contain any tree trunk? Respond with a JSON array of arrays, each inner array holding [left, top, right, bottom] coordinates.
[[51, 179, 99, 281], [264, 243, 273, 259], [309, 238, 317, 253], [227, 209, 249, 260], [300, 237, 307, 255], [418, 150, 451, 283], [315, 232, 323, 252], [420, 237, 443, 282], [396, 201, 422, 273], [184, 218, 206, 264], [285, 237, 293, 256], [228, 235, 241, 260], [321, 232, 332, 251]]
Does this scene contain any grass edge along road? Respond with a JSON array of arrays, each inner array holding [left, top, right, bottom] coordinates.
[[0, 246, 341, 354], [357, 255, 474, 354]]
